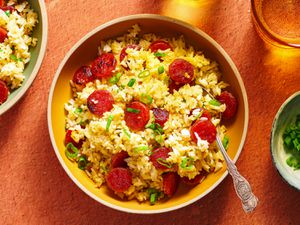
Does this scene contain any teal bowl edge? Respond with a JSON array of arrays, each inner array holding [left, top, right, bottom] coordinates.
[[270, 91, 300, 191], [0, 0, 48, 116]]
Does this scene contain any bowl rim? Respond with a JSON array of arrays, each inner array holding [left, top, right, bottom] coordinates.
[[270, 91, 300, 191], [47, 14, 249, 214], [0, 0, 48, 116]]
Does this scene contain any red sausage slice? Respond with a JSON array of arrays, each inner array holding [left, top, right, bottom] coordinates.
[[0, 0, 4, 6], [216, 91, 238, 120], [149, 147, 172, 170], [182, 171, 207, 186], [169, 59, 194, 84], [65, 129, 83, 149], [106, 168, 132, 193], [163, 172, 179, 197], [149, 40, 172, 52], [91, 53, 117, 79], [72, 66, 94, 87], [190, 119, 217, 144], [152, 108, 169, 127], [0, 27, 8, 43], [87, 90, 114, 117], [124, 101, 150, 131], [0, 6, 15, 13], [0, 80, 8, 105], [111, 151, 129, 168]]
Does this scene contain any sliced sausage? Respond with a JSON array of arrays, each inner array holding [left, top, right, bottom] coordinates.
[[0, 80, 8, 105], [163, 172, 179, 197], [91, 53, 117, 79], [149, 147, 172, 170], [87, 90, 114, 117], [106, 168, 132, 193], [169, 58, 194, 84], [216, 91, 238, 120], [111, 151, 129, 168], [72, 66, 94, 87], [152, 108, 169, 127], [124, 101, 150, 131], [190, 119, 217, 144]]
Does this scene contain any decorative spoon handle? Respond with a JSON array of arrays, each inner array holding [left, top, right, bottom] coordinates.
[[216, 135, 258, 213]]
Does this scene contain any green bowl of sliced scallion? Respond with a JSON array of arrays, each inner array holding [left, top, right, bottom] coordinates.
[[270, 91, 300, 190]]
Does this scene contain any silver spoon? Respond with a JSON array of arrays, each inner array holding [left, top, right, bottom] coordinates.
[[201, 87, 258, 213]]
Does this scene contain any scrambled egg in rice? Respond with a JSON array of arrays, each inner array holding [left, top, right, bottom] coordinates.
[[0, 0, 38, 90], [65, 25, 230, 203]]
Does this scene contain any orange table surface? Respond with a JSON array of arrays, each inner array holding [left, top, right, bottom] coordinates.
[[1, 0, 300, 224]]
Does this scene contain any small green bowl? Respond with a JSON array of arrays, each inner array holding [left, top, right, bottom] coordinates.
[[0, 0, 48, 116], [271, 91, 300, 190]]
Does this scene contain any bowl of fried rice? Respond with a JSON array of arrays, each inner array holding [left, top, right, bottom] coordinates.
[[0, 0, 47, 115], [48, 14, 248, 213]]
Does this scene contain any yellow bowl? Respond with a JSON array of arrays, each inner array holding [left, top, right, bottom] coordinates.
[[48, 14, 248, 213]]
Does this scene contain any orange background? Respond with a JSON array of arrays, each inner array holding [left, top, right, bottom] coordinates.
[[1, 0, 300, 224]]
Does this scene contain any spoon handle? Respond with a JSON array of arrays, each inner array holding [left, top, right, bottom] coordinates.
[[216, 135, 258, 213]]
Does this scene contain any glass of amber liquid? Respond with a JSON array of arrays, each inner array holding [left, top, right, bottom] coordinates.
[[251, 0, 300, 48]]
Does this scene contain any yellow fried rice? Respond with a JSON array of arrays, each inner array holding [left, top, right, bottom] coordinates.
[[64, 25, 229, 202]]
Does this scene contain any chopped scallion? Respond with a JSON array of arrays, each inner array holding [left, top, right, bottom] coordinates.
[[150, 193, 157, 205], [140, 93, 153, 105], [133, 146, 149, 152], [127, 78, 136, 87], [10, 54, 18, 62], [109, 72, 122, 84], [157, 158, 172, 168], [65, 143, 79, 159], [138, 70, 150, 78], [126, 107, 140, 113], [158, 65, 164, 74], [222, 136, 229, 150], [123, 128, 131, 138], [154, 52, 166, 57], [180, 157, 194, 170], [78, 156, 88, 170], [209, 99, 221, 106], [5, 10, 10, 17], [106, 115, 114, 132], [74, 108, 82, 114]]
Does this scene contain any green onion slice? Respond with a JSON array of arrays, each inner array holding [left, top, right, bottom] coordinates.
[[180, 157, 194, 170], [133, 146, 149, 152], [158, 65, 164, 74], [10, 54, 18, 62], [74, 108, 82, 114], [127, 78, 136, 87], [65, 143, 79, 159], [123, 128, 131, 139], [209, 99, 221, 106], [140, 93, 153, 105], [138, 70, 150, 78], [5, 10, 10, 17], [109, 72, 122, 84], [157, 158, 172, 168], [78, 156, 88, 170], [222, 135, 229, 150], [154, 52, 166, 57], [150, 193, 157, 205], [126, 107, 140, 113], [106, 115, 114, 132]]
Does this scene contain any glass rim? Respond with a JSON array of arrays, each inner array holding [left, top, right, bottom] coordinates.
[[251, 0, 300, 48]]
